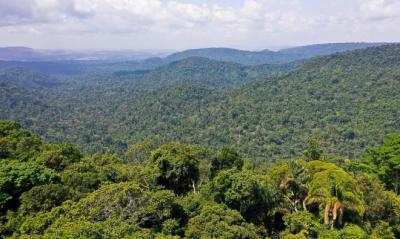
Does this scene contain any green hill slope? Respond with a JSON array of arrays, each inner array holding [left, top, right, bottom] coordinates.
[[195, 44, 400, 159], [98, 44, 400, 159], [1, 45, 399, 160], [115, 57, 298, 89]]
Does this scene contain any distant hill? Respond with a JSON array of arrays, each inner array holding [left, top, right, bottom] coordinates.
[[165, 48, 271, 64], [0, 47, 43, 61], [278, 42, 386, 58], [113, 57, 300, 89], [0, 43, 390, 68], [0, 47, 169, 62], [163, 43, 389, 65], [0, 68, 61, 89], [0, 61, 91, 75]]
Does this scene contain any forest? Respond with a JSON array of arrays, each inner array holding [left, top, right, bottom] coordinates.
[[1, 44, 399, 161], [0, 120, 399, 238], [0, 43, 400, 238]]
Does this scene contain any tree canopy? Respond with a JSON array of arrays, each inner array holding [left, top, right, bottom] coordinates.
[[0, 121, 399, 238]]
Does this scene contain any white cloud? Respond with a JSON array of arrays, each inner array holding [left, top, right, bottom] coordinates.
[[0, 0, 399, 49], [211, 5, 237, 25], [0, 0, 310, 32], [360, 0, 400, 20]]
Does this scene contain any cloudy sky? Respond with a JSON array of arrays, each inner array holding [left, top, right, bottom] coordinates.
[[0, 0, 399, 50]]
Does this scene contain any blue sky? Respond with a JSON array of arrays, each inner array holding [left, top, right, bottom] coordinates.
[[0, 0, 399, 50]]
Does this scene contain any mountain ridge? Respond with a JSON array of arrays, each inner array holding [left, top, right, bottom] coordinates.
[[0, 42, 392, 65]]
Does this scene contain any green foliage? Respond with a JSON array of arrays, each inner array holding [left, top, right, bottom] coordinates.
[[37, 219, 153, 239], [36, 144, 82, 171], [303, 139, 323, 161], [185, 204, 261, 239], [282, 211, 317, 237], [1, 44, 399, 162], [0, 120, 22, 136], [125, 138, 154, 163], [364, 133, 400, 193], [206, 169, 277, 223], [304, 161, 364, 228], [370, 221, 396, 239], [150, 143, 200, 195], [0, 109, 399, 238], [72, 182, 183, 229], [355, 174, 400, 227], [210, 147, 244, 177], [0, 160, 58, 211], [17, 182, 185, 238], [340, 224, 367, 239], [271, 161, 309, 213], [0, 120, 42, 161], [60, 154, 139, 195], [316, 228, 341, 239], [19, 184, 75, 213], [134, 57, 293, 89]]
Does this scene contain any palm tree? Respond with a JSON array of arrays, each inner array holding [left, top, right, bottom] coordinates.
[[304, 161, 364, 229]]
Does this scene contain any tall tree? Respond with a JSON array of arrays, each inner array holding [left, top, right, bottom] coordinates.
[[150, 143, 200, 195], [210, 147, 243, 177], [304, 161, 364, 229], [364, 133, 400, 194]]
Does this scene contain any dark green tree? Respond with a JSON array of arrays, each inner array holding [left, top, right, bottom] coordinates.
[[125, 138, 154, 164], [206, 169, 278, 224], [0, 120, 42, 162], [303, 139, 323, 161], [36, 144, 82, 172], [19, 184, 75, 213], [150, 143, 200, 195], [185, 204, 261, 239], [364, 133, 400, 194], [210, 147, 244, 177], [304, 161, 364, 229], [0, 160, 58, 212]]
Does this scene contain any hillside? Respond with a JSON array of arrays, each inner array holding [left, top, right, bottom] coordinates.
[[163, 43, 388, 65], [0, 68, 62, 89], [1, 44, 398, 160], [0, 47, 168, 61], [81, 44, 399, 159], [0, 80, 51, 128], [0, 47, 41, 61], [278, 42, 386, 58], [0, 43, 388, 73], [114, 57, 299, 89], [0, 57, 297, 153], [197, 44, 400, 159]]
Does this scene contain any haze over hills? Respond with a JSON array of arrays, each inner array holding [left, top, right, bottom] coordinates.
[[163, 42, 388, 65], [0, 47, 171, 62], [0, 42, 389, 65], [0, 42, 390, 78]]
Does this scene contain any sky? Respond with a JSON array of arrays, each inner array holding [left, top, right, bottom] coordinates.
[[0, 0, 399, 50]]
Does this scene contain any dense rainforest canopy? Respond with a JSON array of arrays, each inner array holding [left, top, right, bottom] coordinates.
[[1, 44, 399, 161], [0, 121, 399, 238]]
